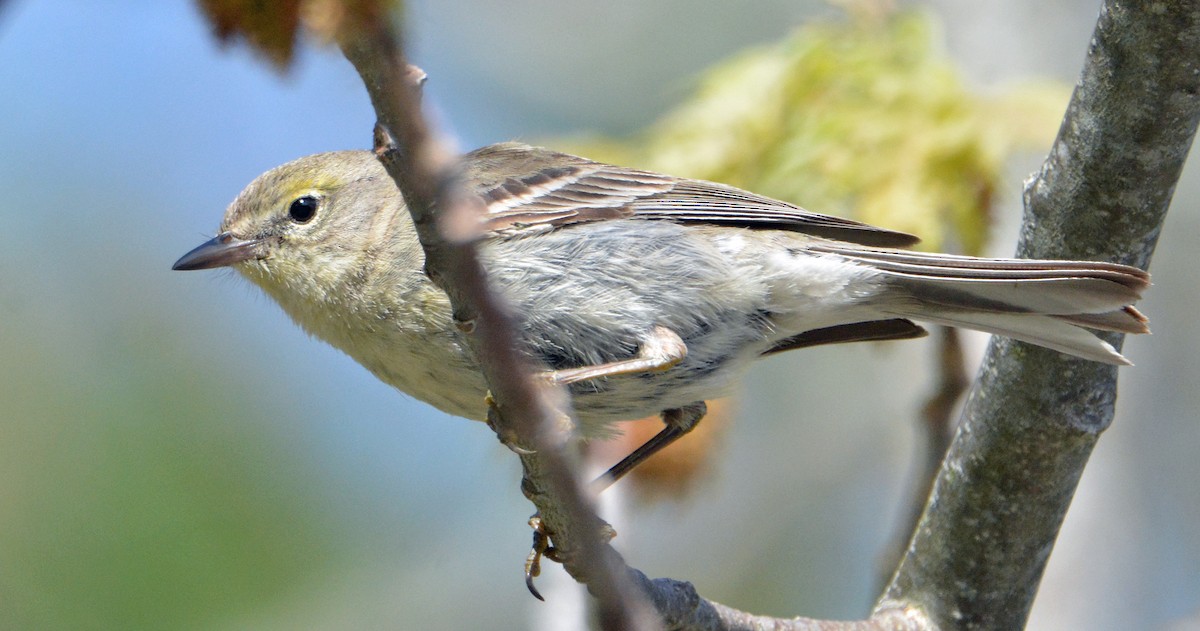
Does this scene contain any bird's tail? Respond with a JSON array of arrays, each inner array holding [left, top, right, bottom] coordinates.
[[813, 244, 1151, 365]]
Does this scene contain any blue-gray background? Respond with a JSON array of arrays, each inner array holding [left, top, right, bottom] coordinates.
[[1, 1, 1196, 629]]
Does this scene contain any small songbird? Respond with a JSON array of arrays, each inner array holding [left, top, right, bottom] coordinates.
[[174, 143, 1149, 482]]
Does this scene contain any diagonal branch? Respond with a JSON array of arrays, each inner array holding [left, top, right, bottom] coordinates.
[[331, 7, 659, 631], [878, 2, 1200, 628]]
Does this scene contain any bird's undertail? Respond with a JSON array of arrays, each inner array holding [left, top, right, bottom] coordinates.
[[896, 310, 1139, 365], [813, 244, 1151, 365]]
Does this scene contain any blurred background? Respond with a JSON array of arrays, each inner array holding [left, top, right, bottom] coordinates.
[[1, 1, 1197, 629]]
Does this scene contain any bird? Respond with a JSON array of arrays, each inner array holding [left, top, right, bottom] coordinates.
[[174, 142, 1150, 484]]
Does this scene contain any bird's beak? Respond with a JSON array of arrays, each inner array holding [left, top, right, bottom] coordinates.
[[172, 233, 265, 271]]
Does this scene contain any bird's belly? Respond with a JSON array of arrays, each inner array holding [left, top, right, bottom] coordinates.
[[356, 322, 757, 436]]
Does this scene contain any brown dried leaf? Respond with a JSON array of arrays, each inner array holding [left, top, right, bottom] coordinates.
[[195, 0, 402, 69], [196, 0, 303, 69]]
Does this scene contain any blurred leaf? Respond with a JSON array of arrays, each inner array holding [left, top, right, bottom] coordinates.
[[195, 0, 402, 68], [197, 0, 303, 68], [600, 399, 734, 502], [562, 11, 1068, 255]]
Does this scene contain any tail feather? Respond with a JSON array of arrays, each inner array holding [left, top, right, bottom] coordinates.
[[909, 311, 1132, 365], [813, 244, 1150, 290], [814, 243, 1150, 365], [1053, 306, 1149, 334]]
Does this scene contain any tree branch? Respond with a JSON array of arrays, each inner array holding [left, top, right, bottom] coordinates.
[[631, 572, 928, 631], [878, 2, 1200, 628], [332, 8, 658, 631]]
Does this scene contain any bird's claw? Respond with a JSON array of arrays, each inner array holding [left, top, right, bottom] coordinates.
[[524, 515, 560, 601], [522, 514, 618, 600], [486, 392, 536, 454]]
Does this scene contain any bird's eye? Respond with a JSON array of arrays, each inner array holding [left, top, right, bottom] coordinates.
[[288, 195, 320, 224]]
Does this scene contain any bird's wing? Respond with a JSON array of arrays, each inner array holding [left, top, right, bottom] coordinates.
[[464, 143, 920, 248]]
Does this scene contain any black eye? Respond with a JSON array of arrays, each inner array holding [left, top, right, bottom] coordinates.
[[288, 195, 319, 223]]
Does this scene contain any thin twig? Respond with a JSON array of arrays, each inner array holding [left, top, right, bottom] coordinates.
[[876, 327, 966, 593]]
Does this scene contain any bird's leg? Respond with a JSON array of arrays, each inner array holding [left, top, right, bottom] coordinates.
[[488, 325, 686, 453], [519, 327, 690, 598], [591, 401, 707, 493], [541, 326, 700, 491], [544, 326, 687, 385], [518, 325, 690, 598]]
